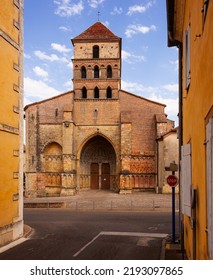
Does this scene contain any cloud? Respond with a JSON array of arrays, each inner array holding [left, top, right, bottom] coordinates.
[[59, 26, 72, 32], [34, 50, 69, 63], [24, 53, 31, 59], [33, 66, 49, 79], [51, 43, 71, 53], [125, 24, 157, 38], [54, 0, 84, 17], [24, 77, 60, 104], [88, 0, 105, 8], [169, 59, 178, 71], [163, 83, 178, 93], [34, 50, 60, 62], [122, 50, 145, 64], [127, 1, 155, 16], [63, 80, 73, 89], [110, 6, 123, 15]]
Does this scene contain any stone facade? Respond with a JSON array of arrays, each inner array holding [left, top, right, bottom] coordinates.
[[25, 22, 174, 197]]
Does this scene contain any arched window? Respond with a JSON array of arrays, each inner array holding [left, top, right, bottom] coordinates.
[[107, 65, 112, 78], [81, 66, 86, 78], [82, 87, 87, 98], [94, 87, 99, 99], [93, 45, 99, 58], [94, 66, 99, 78], [107, 87, 112, 98]]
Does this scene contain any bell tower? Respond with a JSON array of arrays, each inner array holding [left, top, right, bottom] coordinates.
[[71, 22, 121, 100]]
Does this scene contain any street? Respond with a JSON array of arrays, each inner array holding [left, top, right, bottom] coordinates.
[[0, 209, 178, 260]]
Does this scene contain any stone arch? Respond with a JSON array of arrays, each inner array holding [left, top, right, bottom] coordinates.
[[78, 134, 117, 191], [42, 142, 63, 172]]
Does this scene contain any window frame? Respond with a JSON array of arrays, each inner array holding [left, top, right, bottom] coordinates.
[[106, 86, 112, 98], [94, 87, 99, 99], [107, 65, 112, 78], [93, 45, 99, 59], [82, 86, 87, 99], [184, 23, 191, 90], [81, 66, 86, 79], [94, 65, 99, 78]]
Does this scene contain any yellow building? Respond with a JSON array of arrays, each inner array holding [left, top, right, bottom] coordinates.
[[167, 0, 213, 259], [0, 0, 24, 247]]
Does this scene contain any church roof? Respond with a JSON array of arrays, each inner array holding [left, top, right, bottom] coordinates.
[[72, 22, 120, 42]]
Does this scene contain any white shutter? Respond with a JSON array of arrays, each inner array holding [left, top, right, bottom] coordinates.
[[181, 143, 192, 216], [206, 118, 213, 259]]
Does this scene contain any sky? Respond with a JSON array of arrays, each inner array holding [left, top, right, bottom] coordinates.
[[24, 0, 178, 124]]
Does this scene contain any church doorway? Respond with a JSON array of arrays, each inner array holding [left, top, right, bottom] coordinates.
[[80, 135, 116, 190], [90, 162, 110, 190]]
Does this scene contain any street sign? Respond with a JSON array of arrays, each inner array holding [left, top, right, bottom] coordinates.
[[167, 175, 178, 187]]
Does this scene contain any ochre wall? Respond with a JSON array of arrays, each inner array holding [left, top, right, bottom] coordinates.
[[181, 0, 213, 259], [0, 0, 23, 246]]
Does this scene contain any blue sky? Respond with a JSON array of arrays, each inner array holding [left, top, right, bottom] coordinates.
[[24, 0, 178, 124]]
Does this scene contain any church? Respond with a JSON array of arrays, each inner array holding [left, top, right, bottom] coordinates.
[[24, 22, 174, 197]]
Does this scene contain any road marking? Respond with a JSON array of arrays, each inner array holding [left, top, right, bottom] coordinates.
[[73, 231, 167, 257], [73, 232, 102, 257]]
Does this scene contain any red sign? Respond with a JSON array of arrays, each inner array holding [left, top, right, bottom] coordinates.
[[167, 175, 178, 187]]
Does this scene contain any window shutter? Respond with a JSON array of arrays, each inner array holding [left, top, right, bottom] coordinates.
[[206, 118, 213, 259], [184, 24, 191, 89], [181, 143, 192, 216]]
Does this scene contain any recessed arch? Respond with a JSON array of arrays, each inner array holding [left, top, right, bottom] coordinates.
[[94, 65, 99, 78], [94, 86, 99, 98], [107, 86, 112, 98], [81, 66, 86, 78], [107, 65, 112, 78], [82, 86, 87, 98], [79, 135, 117, 190], [42, 142, 63, 172]]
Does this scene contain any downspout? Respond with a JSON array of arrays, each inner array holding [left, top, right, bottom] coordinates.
[[177, 42, 184, 258]]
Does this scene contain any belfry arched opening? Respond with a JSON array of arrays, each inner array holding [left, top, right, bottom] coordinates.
[[79, 135, 117, 191]]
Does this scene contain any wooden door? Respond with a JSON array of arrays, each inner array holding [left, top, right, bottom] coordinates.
[[101, 163, 110, 190], [90, 163, 99, 189]]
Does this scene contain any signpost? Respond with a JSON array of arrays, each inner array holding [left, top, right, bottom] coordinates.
[[167, 173, 179, 243]]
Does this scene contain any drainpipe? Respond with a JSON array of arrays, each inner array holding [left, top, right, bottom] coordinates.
[[177, 41, 184, 258]]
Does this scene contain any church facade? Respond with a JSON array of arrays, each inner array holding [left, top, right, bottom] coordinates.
[[25, 22, 174, 197]]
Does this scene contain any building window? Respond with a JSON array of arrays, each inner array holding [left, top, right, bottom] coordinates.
[[93, 45, 99, 58], [94, 66, 99, 78], [107, 65, 112, 78], [81, 66, 86, 78], [106, 87, 112, 98], [82, 87, 87, 98], [184, 24, 191, 90], [94, 87, 99, 98]]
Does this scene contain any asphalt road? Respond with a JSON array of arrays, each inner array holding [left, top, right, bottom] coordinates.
[[0, 209, 178, 260]]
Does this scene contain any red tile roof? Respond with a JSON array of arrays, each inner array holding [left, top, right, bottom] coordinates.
[[72, 22, 120, 41]]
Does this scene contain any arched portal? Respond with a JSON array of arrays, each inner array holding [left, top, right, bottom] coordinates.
[[79, 135, 116, 190]]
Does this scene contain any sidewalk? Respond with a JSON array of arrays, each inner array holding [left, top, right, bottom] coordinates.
[[24, 190, 179, 212]]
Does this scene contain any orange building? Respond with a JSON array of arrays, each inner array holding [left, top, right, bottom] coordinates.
[[0, 0, 24, 247], [167, 0, 213, 259]]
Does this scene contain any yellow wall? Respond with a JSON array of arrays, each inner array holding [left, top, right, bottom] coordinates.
[[182, 0, 213, 259], [0, 0, 24, 246]]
